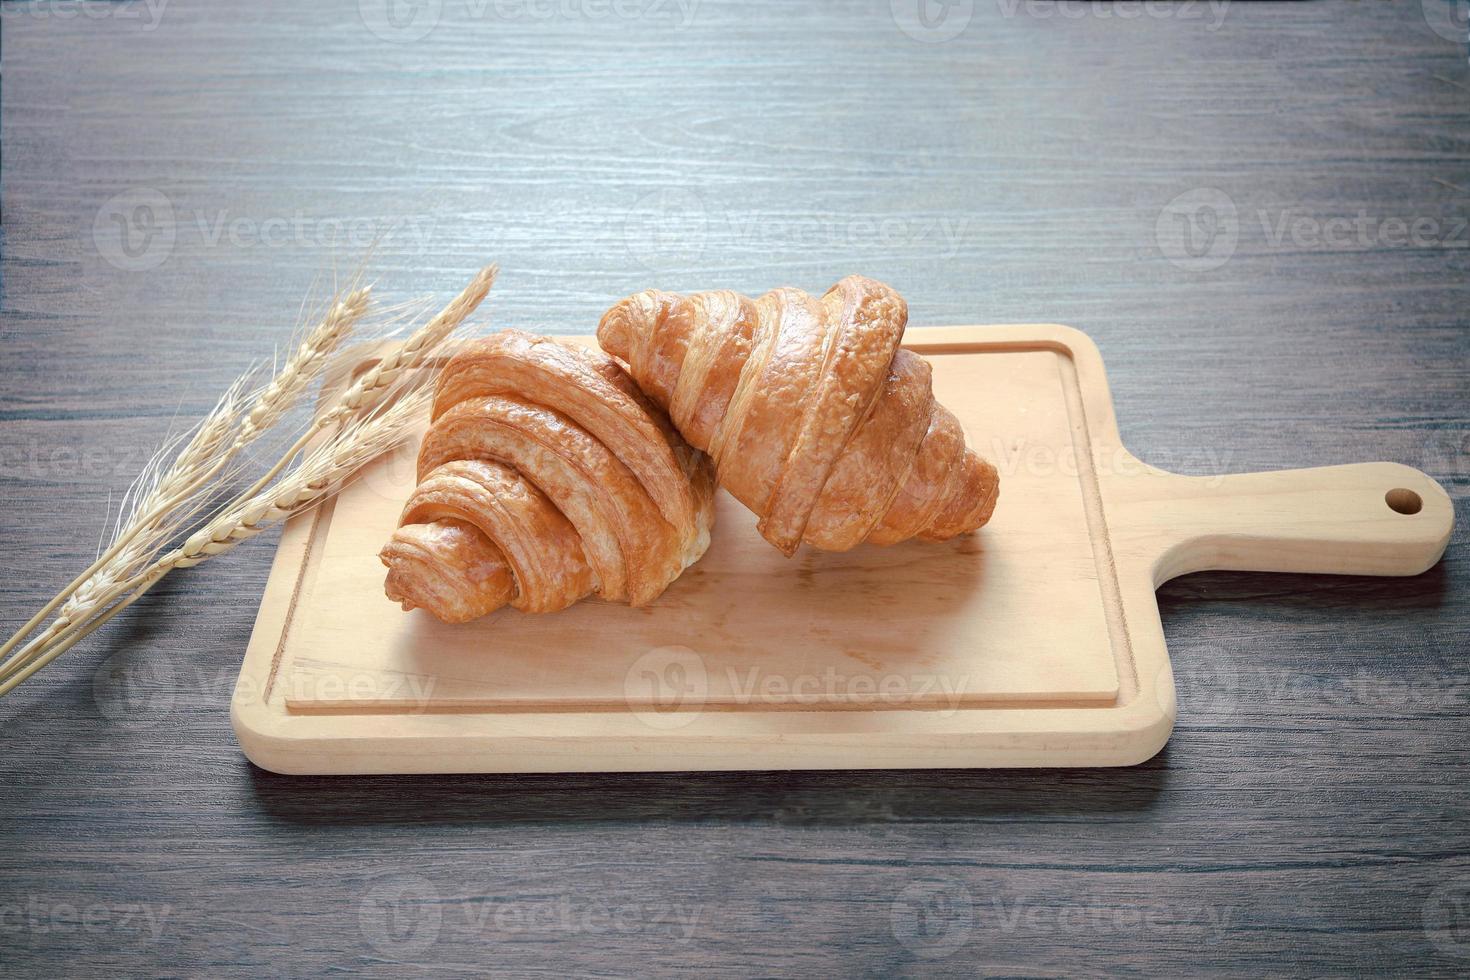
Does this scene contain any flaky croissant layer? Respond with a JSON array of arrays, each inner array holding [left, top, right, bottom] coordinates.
[[597, 275, 999, 555], [381, 330, 715, 624]]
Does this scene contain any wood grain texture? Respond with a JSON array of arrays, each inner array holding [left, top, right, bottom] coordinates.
[[1, 0, 1466, 975]]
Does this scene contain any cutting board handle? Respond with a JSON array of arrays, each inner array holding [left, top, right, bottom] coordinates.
[[1139, 461, 1454, 584]]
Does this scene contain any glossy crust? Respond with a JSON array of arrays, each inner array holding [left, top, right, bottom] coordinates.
[[380, 330, 715, 624], [598, 275, 999, 555]]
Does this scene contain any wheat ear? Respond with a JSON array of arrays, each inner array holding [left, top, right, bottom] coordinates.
[[0, 288, 370, 668], [228, 263, 497, 508], [0, 266, 493, 696], [0, 388, 433, 698]]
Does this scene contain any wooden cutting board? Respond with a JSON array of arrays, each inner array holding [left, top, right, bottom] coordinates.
[[232, 325, 1453, 774]]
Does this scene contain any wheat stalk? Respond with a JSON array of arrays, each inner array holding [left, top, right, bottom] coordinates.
[[329, 264, 496, 421], [0, 389, 432, 698], [238, 287, 371, 442], [0, 265, 496, 696], [227, 263, 497, 508], [57, 379, 250, 621], [0, 387, 433, 698], [0, 285, 372, 669]]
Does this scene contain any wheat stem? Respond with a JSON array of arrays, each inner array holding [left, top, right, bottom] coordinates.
[[0, 288, 370, 666], [0, 569, 169, 699], [0, 389, 242, 669], [225, 262, 496, 510], [0, 263, 490, 697], [0, 364, 439, 693], [323, 264, 496, 424]]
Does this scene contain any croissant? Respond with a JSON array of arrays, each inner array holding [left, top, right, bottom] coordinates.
[[596, 275, 999, 556], [380, 329, 716, 623]]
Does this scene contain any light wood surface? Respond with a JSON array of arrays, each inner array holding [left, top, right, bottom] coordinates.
[[233, 326, 1452, 773]]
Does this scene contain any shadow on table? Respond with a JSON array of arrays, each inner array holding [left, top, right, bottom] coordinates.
[[246, 558, 1457, 827], [1156, 561, 1450, 615], [247, 752, 1174, 827]]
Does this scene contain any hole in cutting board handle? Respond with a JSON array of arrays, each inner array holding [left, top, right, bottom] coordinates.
[[1385, 488, 1423, 515]]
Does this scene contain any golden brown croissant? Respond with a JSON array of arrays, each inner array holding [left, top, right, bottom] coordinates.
[[380, 329, 715, 623], [597, 275, 999, 556]]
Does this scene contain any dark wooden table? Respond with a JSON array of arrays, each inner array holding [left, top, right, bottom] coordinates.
[[2, 1, 1467, 975]]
